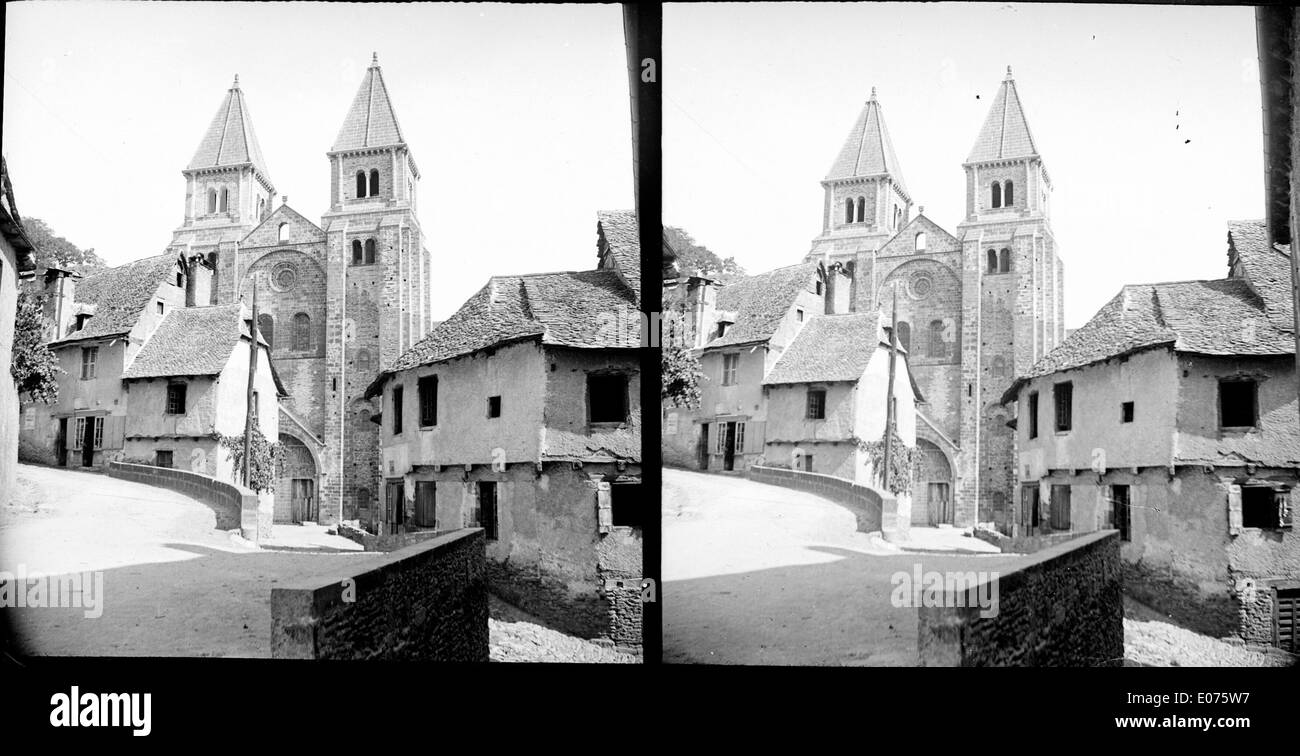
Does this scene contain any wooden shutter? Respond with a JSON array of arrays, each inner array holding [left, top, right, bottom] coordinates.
[[744, 421, 765, 454], [103, 415, 125, 450], [596, 481, 612, 534], [1277, 490, 1292, 529], [1276, 589, 1298, 653], [1227, 484, 1243, 535]]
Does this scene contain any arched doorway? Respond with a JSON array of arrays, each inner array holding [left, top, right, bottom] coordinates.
[[914, 438, 954, 526], [276, 433, 318, 524]]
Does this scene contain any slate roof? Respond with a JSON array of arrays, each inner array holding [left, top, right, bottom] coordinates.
[[826, 91, 909, 196], [0, 156, 37, 274], [1227, 219, 1295, 333], [123, 304, 246, 378], [764, 312, 884, 384], [597, 209, 641, 302], [704, 263, 818, 349], [53, 253, 181, 344], [332, 55, 406, 152], [188, 77, 271, 178], [966, 69, 1040, 164]]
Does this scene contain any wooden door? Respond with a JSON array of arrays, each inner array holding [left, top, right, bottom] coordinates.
[[292, 478, 315, 524]]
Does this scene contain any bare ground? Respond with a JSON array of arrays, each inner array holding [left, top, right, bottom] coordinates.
[[489, 596, 639, 663], [1123, 595, 1295, 667]]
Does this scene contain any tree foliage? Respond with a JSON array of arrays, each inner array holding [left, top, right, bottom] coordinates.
[[857, 429, 921, 496], [217, 427, 284, 493], [661, 343, 704, 409], [24, 217, 107, 274], [663, 226, 746, 283], [11, 289, 61, 403]]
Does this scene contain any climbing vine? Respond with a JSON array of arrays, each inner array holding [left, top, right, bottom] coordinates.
[[857, 429, 921, 496], [217, 428, 284, 493]]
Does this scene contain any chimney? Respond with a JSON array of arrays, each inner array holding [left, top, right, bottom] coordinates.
[[41, 267, 79, 340], [185, 251, 214, 307]]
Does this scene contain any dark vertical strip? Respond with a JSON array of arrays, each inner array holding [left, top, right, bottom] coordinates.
[[624, 0, 662, 665]]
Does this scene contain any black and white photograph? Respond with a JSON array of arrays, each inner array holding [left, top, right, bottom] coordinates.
[[661, 2, 1299, 669], [1, 1, 646, 666]]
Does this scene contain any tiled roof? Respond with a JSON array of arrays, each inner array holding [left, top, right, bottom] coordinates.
[[376, 268, 638, 383], [704, 263, 818, 349], [122, 304, 247, 378], [826, 92, 909, 196], [764, 312, 884, 384], [597, 209, 641, 302], [1227, 219, 1294, 333], [1004, 274, 1293, 402], [54, 253, 180, 344], [188, 77, 271, 177], [966, 70, 1040, 164], [332, 56, 406, 152]]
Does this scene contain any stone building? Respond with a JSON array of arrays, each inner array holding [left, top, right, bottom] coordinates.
[[802, 69, 1065, 528], [1000, 220, 1298, 648], [161, 56, 433, 525], [0, 157, 39, 505], [366, 211, 643, 647]]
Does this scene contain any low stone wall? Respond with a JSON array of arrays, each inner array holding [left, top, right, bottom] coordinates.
[[107, 460, 271, 541], [270, 528, 488, 661], [972, 526, 1082, 554], [336, 521, 445, 552], [918, 531, 1124, 666], [748, 465, 899, 537]]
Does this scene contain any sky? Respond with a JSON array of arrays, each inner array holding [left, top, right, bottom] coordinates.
[[665, 3, 1266, 329], [3, 1, 634, 320]]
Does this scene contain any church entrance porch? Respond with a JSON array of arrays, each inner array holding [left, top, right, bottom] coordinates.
[[912, 438, 954, 526], [275, 433, 318, 525]]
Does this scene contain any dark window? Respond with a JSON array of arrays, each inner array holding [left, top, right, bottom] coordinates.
[[386, 480, 405, 528], [155, 450, 174, 469], [92, 417, 103, 449], [815, 280, 823, 295], [928, 320, 945, 358], [1121, 401, 1135, 423], [716, 322, 728, 338], [1049, 485, 1071, 530], [364, 238, 377, 264], [74, 313, 91, 332], [258, 314, 274, 349], [1111, 485, 1131, 541], [176, 272, 185, 288], [1004, 180, 1014, 206], [369, 169, 380, 197], [845, 197, 854, 224], [1219, 380, 1257, 428], [999, 248, 1011, 273], [897, 321, 911, 352], [856, 196, 866, 223], [806, 389, 826, 420], [722, 353, 739, 385], [356, 171, 367, 198], [207, 189, 217, 214], [418, 375, 438, 426], [156, 301, 164, 315], [986, 249, 997, 273], [487, 395, 502, 419], [611, 482, 644, 528], [166, 383, 187, 415], [219, 188, 229, 213], [1054, 381, 1073, 432], [588, 374, 629, 423], [292, 313, 311, 351], [352, 239, 363, 265], [802, 454, 814, 472], [1027, 391, 1039, 439], [80, 347, 98, 380], [1242, 487, 1279, 529], [475, 481, 499, 540], [796, 308, 804, 323], [391, 385, 403, 434], [991, 181, 1002, 208], [415, 480, 436, 528]]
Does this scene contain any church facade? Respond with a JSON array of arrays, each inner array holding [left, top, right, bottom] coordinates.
[[804, 68, 1065, 529], [166, 55, 433, 527]]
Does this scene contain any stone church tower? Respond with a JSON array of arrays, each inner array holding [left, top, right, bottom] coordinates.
[[803, 69, 1063, 529], [166, 56, 432, 527]]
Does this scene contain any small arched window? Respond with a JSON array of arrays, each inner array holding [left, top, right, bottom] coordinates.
[[277, 222, 289, 242], [219, 188, 229, 213], [915, 232, 927, 252], [893, 206, 901, 228], [369, 169, 380, 197], [355, 487, 371, 509], [845, 198, 854, 224], [356, 349, 372, 374], [896, 321, 911, 353], [292, 313, 311, 351], [1004, 180, 1014, 206], [991, 355, 1007, 377], [999, 248, 1011, 273], [356, 171, 367, 198], [352, 240, 364, 265], [856, 196, 866, 223], [991, 182, 1002, 208], [258, 314, 274, 349], [364, 238, 377, 265], [207, 189, 217, 214], [928, 320, 946, 358], [987, 249, 998, 273]]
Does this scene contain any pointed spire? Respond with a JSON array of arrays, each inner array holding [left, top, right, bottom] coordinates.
[[332, 55, 406, 151], [966, 69, 1039, 163], [187, 76, 271, 176], [824, 90, 909, 197]]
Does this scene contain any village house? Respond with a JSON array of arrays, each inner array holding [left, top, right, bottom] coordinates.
[[1000, 220, 1298, 648], [0, 157, 39, 505], [365, 210, 643, 648], [762, 313, 920, 509]]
